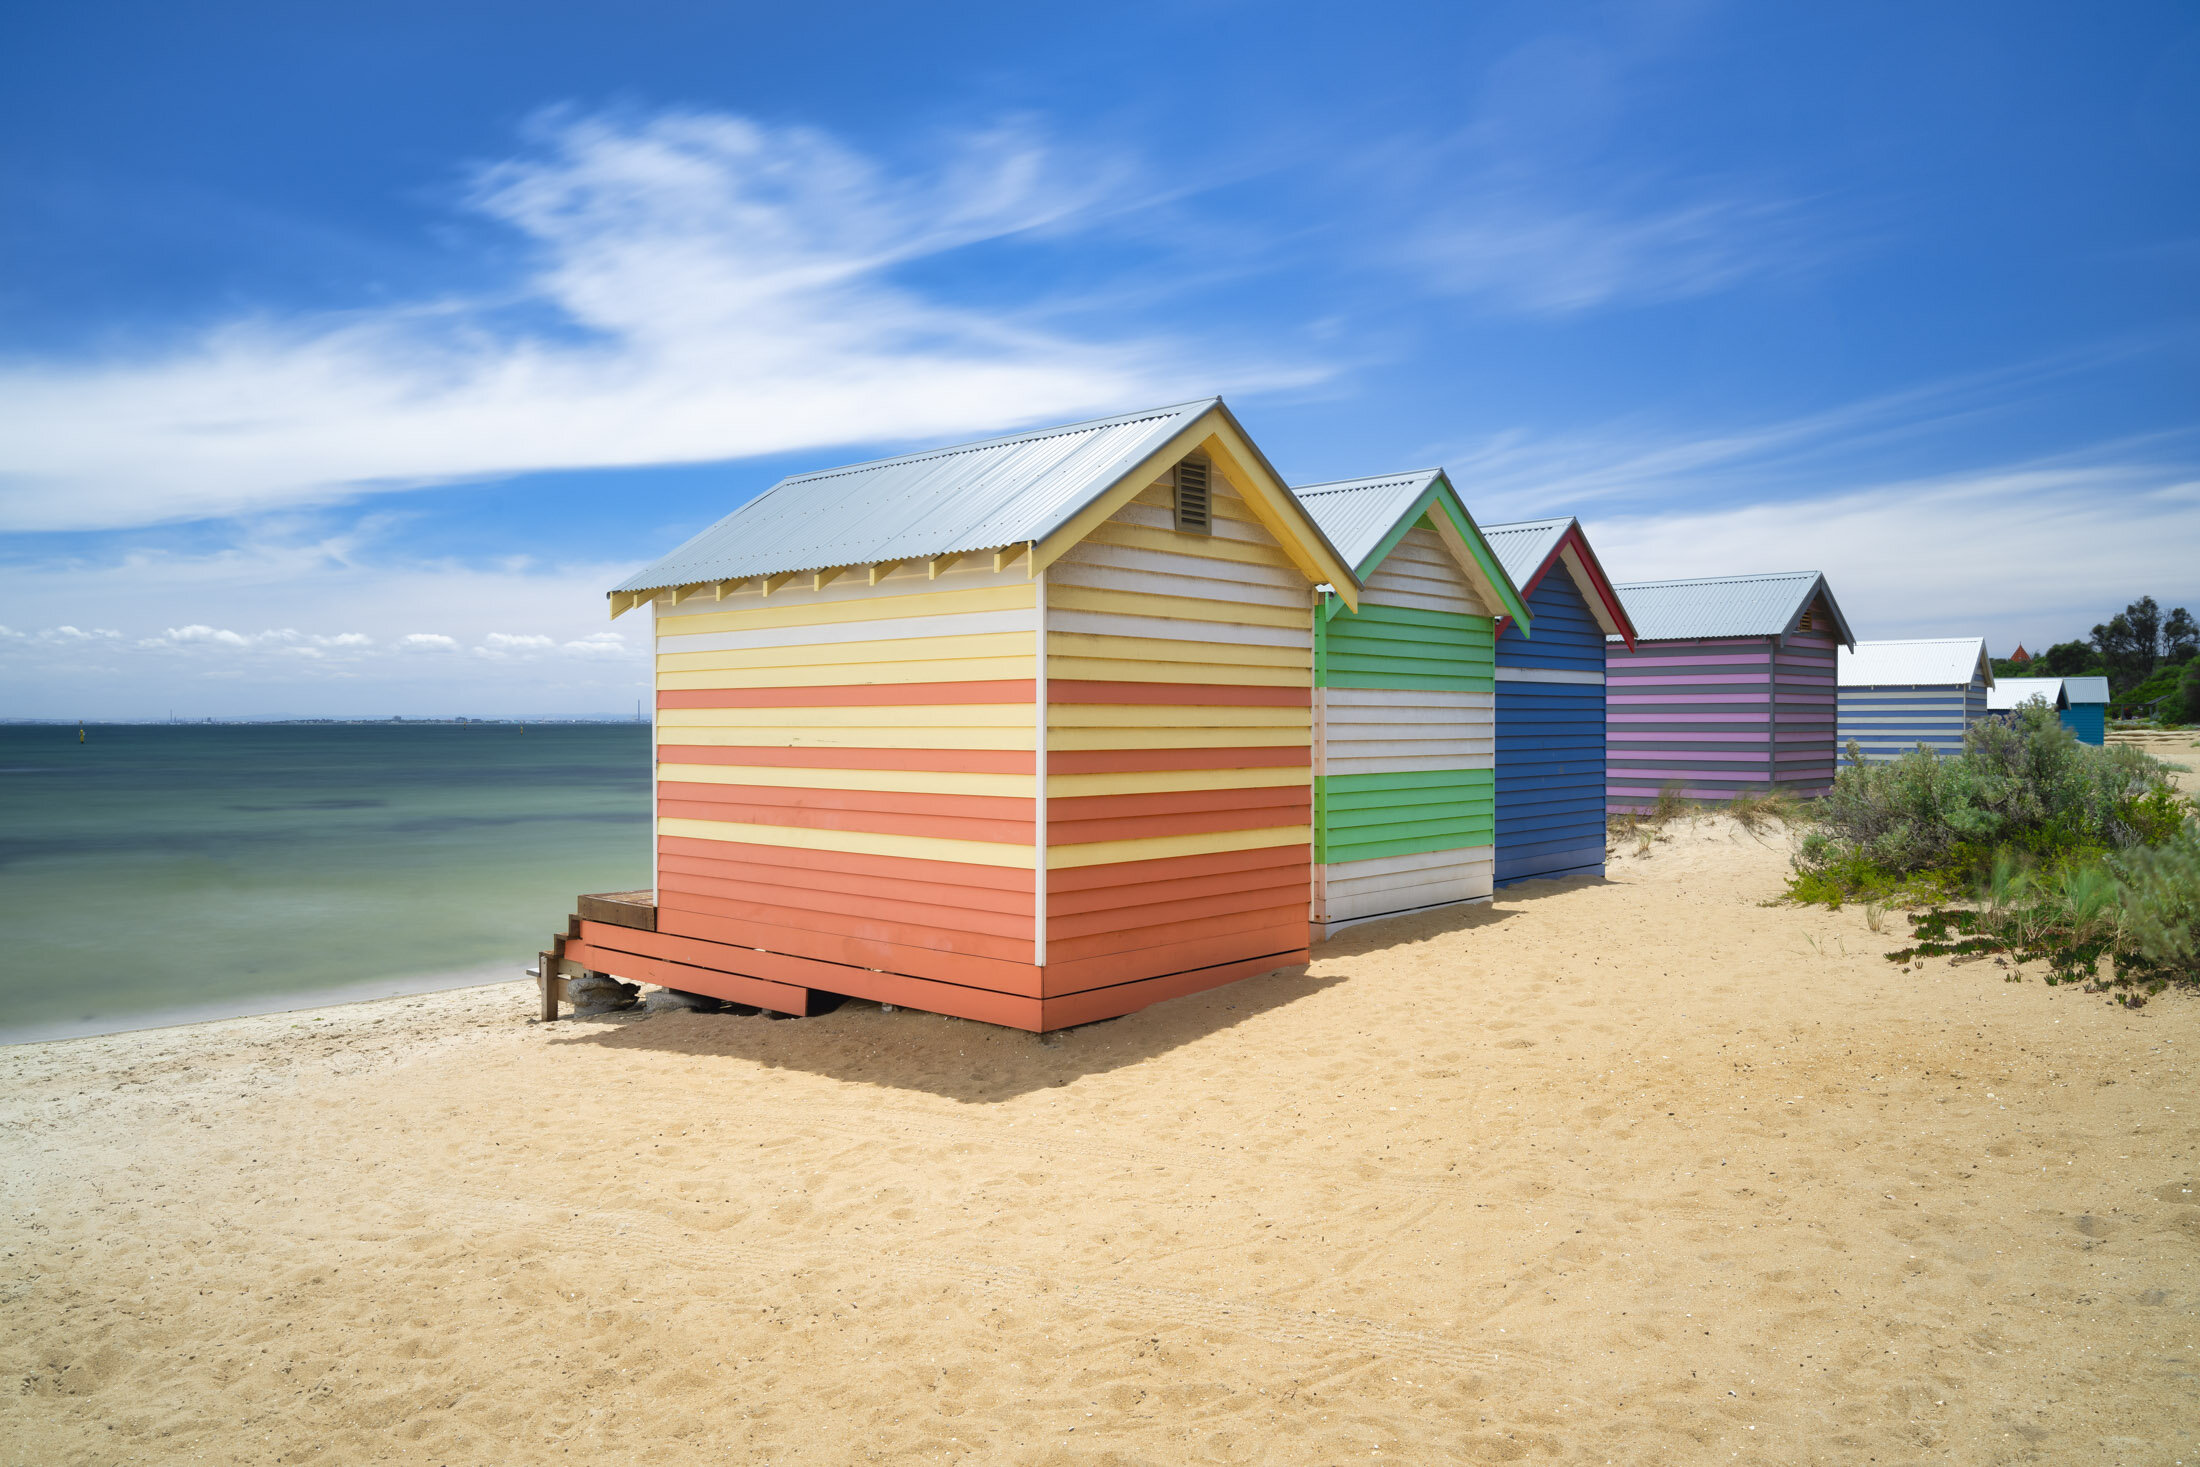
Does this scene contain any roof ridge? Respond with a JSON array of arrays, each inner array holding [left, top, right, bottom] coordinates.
[[780, 398, 1218, 486], [1615, 570, 1820, 588], [1292, 469, 1442, 496]]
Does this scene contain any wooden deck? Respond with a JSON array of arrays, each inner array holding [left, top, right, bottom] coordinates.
[[539, 888, 1301, 1031]]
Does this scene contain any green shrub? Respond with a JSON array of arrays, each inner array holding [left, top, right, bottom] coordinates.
[[1793, 703, 2188, 896]]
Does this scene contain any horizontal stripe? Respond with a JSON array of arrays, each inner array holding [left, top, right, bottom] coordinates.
[[1047, 704, 1309, 729], [659, 703, 1036, 730], [657, 629, 1031, 668], [660, 762, 1035, 797], [659, 782, 1033, 842], [660, 884, 1034, 960], [1049, 551, 1308, 607], [1046, 746, 1309, 774], [656, 581, 1036, 636], [1048, 656, 1306, 688], [657, 659, 1033, 691], [1049, 841, 1308, 897], [657, 608, 1038, 654], [660, 726, 1036, 751], [659, 816, 1035, 868], [1048, 766, 1308, 796], [1049, 680, 1309, 707], [1048, 582, 1309, 631], [1078, 517, 1298, 570], [1050, 787, 1310, 845], [1048, 824, 1312, 869], [1047, 609, 1312, 652], [660, 681, 1033, 708], [1493, 666, 1605, 685], [1046, 630, 1310, 667], [657, 744, 1032, 773], [658, 834, 1031, 892], [1048, 726, 1309, 751], [660, 854, 1031, 924], [659, 908, 1041, 996]]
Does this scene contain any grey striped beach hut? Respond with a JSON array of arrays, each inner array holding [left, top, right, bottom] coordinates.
[[1837, 638, 1994, 762]]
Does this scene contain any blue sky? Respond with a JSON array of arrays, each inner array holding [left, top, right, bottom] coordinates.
[[2, 0, 2195, 716]]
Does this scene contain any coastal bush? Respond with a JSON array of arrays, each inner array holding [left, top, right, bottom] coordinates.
[[1796, 702, 2199, 994], [1881, 821, 2200, 995], [1792, 703, 2187, 901]]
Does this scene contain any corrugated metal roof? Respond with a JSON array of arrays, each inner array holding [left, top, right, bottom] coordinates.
[[1839, 637, 1990, 688], [1988, 676, 2067, 712], [1612, 571, 1856, 646], [2062, 675, 2111, 704], [1290, 469, 1444, 573], [614, 399, 1221, 593], [1479, 517, 1572, 592]]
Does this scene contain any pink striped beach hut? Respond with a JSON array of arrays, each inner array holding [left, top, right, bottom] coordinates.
[[1605, 572, 1855, 811]]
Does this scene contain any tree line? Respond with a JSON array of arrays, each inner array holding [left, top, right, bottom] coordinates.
[[1992, 595, 2200, 721]]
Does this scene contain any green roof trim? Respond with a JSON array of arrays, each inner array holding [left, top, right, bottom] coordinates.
[[1323, 473, 1531, 632]]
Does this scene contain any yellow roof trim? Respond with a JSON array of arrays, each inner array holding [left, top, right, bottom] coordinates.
[[1031, 404, 1359, 609]]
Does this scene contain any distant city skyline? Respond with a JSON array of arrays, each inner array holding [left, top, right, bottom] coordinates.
[[3, 1, 2195, 718]]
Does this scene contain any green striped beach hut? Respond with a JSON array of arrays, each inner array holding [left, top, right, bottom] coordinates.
[[1292, 470, 1529, 937]]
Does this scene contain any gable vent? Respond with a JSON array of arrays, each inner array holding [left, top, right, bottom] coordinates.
[[1173, 457, 1211, 534]]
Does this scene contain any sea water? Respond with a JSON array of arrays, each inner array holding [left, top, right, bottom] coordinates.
[[0, 723, 651, 1042]]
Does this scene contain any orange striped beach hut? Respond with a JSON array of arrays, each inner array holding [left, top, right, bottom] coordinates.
[[565, 399, 1362, 1031]]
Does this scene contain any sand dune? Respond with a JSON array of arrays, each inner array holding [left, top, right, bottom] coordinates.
[[3, 814, 2193, 1464]]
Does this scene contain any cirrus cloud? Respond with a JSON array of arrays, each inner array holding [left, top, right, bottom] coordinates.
[[0, 110, 1318, 533]]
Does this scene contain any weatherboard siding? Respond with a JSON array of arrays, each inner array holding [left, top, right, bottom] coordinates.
[[1774, 616, 1841, 796], [1836, 667, 1988, 762], [1313, 520, 1495, 931], [2061, 703, 2106, 746], [1495, 564, 1607, 885], [1605, 594, 1843, 809], [650, 560, 1046, 1006], [1042, 475, 1313, 996], [614, 465, 1318, 1030]]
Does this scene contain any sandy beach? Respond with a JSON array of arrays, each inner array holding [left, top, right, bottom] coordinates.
[[4, 798, 2195, 1464]]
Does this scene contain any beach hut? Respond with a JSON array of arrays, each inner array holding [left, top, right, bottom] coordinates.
[[1606, 572, 1856, 811], [1836, 637, 1994, 762], [1479, 517, 1638, 885], [558, 399, 1362, 1032], [1992, 674, 2108, 744], [2060, 676, 2110, 744], [1289, 471, 1529, 936], [1988, 674, 2069, 730]]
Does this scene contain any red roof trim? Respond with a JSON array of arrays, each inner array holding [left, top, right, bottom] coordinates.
[[1493, 522, 1638, 650]]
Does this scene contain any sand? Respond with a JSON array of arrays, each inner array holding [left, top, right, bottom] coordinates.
[[4, 816, 2195, 1466]]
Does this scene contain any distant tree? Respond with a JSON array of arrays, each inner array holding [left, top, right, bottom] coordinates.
[[2176, 660, 2200, 725], [2126, 596, 2163, 662], [2091, 613, 2150, 688], [2040, 640, 2097, 677], [2165, 606, 2198, 665]]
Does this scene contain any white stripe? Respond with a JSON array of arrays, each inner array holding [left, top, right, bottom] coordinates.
[[658, 607, 1038, 653], [1494, 666, 1605, 685], [1046, 608, 1310, 649]]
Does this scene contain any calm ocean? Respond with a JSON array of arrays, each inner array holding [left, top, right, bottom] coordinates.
[[0, 723, 651, 1043]]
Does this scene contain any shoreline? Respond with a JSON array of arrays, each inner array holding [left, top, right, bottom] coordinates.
[[0, 961, 524, 1048]]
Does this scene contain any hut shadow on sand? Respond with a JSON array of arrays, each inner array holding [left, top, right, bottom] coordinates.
[[547, 899, 1525, 1103]]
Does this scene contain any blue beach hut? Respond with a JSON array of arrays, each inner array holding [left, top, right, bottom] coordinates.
[[1836, 638, 1993, 762], [1988, 675, 2106, 744], [1480, 517, 1638, 885], [2059, 676, 2110, 744]]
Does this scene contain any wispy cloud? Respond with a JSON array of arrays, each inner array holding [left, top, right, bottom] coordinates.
[[1426, 363, 2200, 650], [0, 524, 651, 717], [1383, 18, 1832, 314], [0, 109, 1313, 532]]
